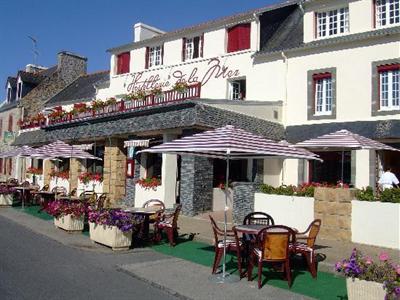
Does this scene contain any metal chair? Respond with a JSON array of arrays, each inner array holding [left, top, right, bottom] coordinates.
[[143, 199, 165, 223]]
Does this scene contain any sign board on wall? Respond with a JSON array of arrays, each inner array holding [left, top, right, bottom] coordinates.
[[125, 58, 240, 93]]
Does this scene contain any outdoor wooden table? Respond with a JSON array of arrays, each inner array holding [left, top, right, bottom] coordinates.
[[124, 207, 162, 241], [14, 186, 37, 209], [57, 195, 82, 201]]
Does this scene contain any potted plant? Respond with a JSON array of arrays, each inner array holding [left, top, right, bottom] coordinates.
[[173, 81, 189, 93], [49, 169, 70, 180], [136, 177, 161, 191], [88, 208, 143, 250], [0, 186, 16, 206], [45, 199, 86, 232], [335, 249, 400, 299], [26, 167, 43, 185], [91, 99, 106, 114]]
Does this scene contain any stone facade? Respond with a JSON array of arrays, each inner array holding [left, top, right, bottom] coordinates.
[[43, 160, 54, 186], [180, 156, 214, 216], [69, 158, 82, 193], [103, 138, 126, 204], [314, 187, 356, 241], [232, 182, 261, 224], [21, 51, 87, 117]]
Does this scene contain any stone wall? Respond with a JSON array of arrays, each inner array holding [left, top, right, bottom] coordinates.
[[103, 138, 126, 204], [180, 156, 213, 216], [232, 182, 261, 224], [124, 156, 141, 206], [314, 187, 356, 241], [43, 159, 54, 186]]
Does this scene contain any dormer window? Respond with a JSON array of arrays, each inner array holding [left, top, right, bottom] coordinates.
[[182, 35, 204, 61], [6, 86, 12, 102], [145, 45, 163, 68], [227, 23, 251, 53], [375, 0, 400, 27], [316, 7, 349, 38], [17, 81, 22, 99]]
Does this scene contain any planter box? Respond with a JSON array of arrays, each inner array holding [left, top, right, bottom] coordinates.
[[352, 200, 400, 249], [134, 184, 163, 208], [346, 278, 386, 300], [0, 194, 13, 206], [54, 214, 84, 232], [89, 222, 132, 250], [254, 193, 314, 231]]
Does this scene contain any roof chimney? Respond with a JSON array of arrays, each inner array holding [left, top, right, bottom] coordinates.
[[57, 51, 87, 81], [134, 23, 165, 42]]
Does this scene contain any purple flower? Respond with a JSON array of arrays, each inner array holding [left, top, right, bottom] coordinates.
[[394, 287, 400, 295]]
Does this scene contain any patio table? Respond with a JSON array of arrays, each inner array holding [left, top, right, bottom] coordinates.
[[31, 191, 56, 211], [14, 186, 37, 209], [123, 207, 162, 241]]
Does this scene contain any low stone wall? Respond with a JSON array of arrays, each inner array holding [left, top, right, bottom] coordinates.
[[232, 182, 260, 224], [314, 187, 356, 241]]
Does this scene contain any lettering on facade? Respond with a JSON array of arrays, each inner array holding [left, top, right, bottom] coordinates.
[[126, 58, 240, 93]]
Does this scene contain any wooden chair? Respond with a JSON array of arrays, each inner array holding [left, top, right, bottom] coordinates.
[[143, 199, 165, 223], [289, 219, 322, 278], [248, 225, 295, 289], [153, 204, 182, 246], [96, 193, 107, 209], [208, 215, 244, 277], [21, 181, 31, 187], [69, 188, 77, 197], [243, 212, 275, 226]]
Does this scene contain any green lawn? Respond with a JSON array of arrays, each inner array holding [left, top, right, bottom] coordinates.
[[151, 236, 347, 300]]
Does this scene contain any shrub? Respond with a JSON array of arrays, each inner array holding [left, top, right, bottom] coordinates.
[[355, 187, 400, 203], [355, 186, 375, 201]]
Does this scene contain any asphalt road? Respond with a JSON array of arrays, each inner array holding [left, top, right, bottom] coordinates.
[[0, 216, 178, 300]]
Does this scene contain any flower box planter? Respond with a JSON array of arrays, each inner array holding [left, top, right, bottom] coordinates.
[[0, 194, 13, 206], [54, 214, 84, 232], [346, 278, 386, 300], [89, 222, 132, 251]]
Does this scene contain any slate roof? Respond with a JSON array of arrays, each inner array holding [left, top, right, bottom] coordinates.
[[45, 71, 109, 106], [13, 101, 284, 146], [256, 25, 400, 57], [6, 77, 17, 89], [0, 101, 18, 113], [107, 0, 299, 53], [286, 120, 400, 143], [17, 70, 46, 85]]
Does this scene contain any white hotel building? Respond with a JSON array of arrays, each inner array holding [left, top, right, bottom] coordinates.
[[15, 0, 400, 216]]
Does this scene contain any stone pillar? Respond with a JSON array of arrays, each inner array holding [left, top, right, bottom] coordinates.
[[43, 159, 54, 186], [232, 182, 260, 225], [124, 158, 141, 207], [103, 138, 126, 204], [162, 133, 178, 209], [180, 156, 213, 216], [314, 187, 356, 241]]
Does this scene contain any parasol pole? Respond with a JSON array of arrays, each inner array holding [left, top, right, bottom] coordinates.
[[222, 150, 230, 278]]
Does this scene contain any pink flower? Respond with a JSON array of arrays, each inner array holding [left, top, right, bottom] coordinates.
[[395, 265, 400, 275], [378, 252, 389, 262], [364, 256, 373, 265]]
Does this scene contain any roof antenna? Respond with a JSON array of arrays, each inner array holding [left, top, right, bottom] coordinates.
[[28, 36, 39, 66]]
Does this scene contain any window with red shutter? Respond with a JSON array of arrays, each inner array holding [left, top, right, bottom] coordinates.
[[227, 23, 251, 53], [116, 52, 130, 75]]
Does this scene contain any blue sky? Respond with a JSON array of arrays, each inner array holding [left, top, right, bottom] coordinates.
[[0, 0, 280, 100]]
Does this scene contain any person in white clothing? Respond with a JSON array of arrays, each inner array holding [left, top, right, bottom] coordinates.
[[378, 168, 399, 190]]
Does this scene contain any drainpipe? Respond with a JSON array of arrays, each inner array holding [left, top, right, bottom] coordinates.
[[281, 51, 288, 185]]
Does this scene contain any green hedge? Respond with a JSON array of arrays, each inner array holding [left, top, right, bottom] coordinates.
[[259, 184, 315, 197], [356, 187, 400, 203]]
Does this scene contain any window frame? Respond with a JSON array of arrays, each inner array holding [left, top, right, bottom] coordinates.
[[307, 68, 337, 120], [375, 0, 400, 28], [228, 78, 246, 101], [314, 73, 333, 116], [182, 35, 203, 61], [371, 59, 400, 116], [315, 6, 349, 39], [148, 45, 163, 68]]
